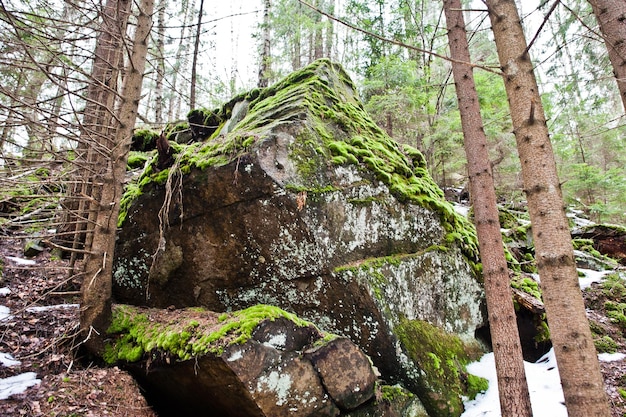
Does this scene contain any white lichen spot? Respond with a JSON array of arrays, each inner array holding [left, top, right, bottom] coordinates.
[[263, 333, 287, 350], [256, 371, 292, 406], [227, 349, 243, 362]]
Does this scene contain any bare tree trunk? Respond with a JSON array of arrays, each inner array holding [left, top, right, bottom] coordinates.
[[589, 0, 626, 113], [313, 0, 324, 59], [190, 0, 204, 109], [81, 0, 155, 355], [168, 0, 193, 120], [443, 1, 533, 415], [485, 1, 611, 415], [154, 0, 166, 124], [61, 0, 131, 273], [258, 0, 271, 88]]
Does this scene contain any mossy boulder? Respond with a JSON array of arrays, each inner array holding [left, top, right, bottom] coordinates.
[[105, 304, 378, 416], [114, 59, 486, 417]]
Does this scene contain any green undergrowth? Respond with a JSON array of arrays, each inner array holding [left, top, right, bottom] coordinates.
[[395, 316, 486, 417], [103, 304, 316, 364]]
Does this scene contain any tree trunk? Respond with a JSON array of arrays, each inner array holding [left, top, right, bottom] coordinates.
[[485, 1, 611, 416], [190, 0, 204, 109], [168, 0, 193, 120], [442, 1, 533, 415], [258, 0, 271, 88], [80, 0, 155, 355], [154, 0, 166, 124], [61, 0, 131, 271], [589, 0, 626, 113]]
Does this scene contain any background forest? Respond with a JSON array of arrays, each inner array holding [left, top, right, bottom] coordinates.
[[0, 0, 624, 226]]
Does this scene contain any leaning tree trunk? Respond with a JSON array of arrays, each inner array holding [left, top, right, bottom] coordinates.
[[442, 1, 533, 415], [588, 0, 626, 113], [81, 0, 155, 355], [485, 1, 611, 416]]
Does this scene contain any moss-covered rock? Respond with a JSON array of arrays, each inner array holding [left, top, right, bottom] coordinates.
[[114, 60, 487, 417]]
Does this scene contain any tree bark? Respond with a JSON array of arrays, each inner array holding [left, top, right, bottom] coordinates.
[[81, 0, 155, 355], [258, 0, 271, 88], [485, 1, 611, 416], [61, 0, 131, 270], [442, 1, 533, 415], [190, 0, 204, 109], [154, 0, 166, 124], [589, 0, 626, 113]]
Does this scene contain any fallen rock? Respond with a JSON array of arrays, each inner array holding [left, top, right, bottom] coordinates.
[[105, 304, 376, 417]]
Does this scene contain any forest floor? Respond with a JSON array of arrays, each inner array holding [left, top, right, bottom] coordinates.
[[0, 231, 624, 417]]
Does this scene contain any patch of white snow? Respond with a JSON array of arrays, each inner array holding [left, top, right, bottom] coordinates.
[[0, 372, 40, 400]]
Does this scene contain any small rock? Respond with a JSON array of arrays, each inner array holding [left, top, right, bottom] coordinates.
[[305, 337, 377, 410]]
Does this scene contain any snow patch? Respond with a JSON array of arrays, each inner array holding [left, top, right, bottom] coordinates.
[[0, 372, 40, 400], [5, 256, 36, 266], [0, 288, 10, 296], [0, 353, 20, 367], [578, 268, 612, 290], [462, 348, 566, 417], [598, 352, 625, 362]]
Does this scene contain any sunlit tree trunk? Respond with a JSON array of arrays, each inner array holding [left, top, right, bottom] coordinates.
[[485, 1, 611, 415], [81, 0, 155, 355], [589, 0, 626, 113], [443, 0, 533, 415]]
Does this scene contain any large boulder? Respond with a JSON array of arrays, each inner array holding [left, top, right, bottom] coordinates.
[[114, 59, 487, 416]]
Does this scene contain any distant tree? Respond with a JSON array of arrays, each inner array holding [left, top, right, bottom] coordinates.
[[589, 0, 626, 113], [154, 0, 167, 124], [80, 0, 155, 355], [258, 0, 272, 87], [190, 0, 204, 109], [485, 0, 612, 415]]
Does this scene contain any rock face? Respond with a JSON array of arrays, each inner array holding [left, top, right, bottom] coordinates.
[[114, 59, 487, 416]]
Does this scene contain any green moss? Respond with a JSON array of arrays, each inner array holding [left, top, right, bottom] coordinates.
[[618, 388, 626, 400], [594, 335, 618, 354], [131, 129, 159, 152], [127, 151, 150, 169], [394, 316, 484, 417], [602, 273, 626, 300], [104, 304, 317, 364], [380, 384, 414, 403], [466, 374, 489, 400], [511, 276, 542, 300]]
